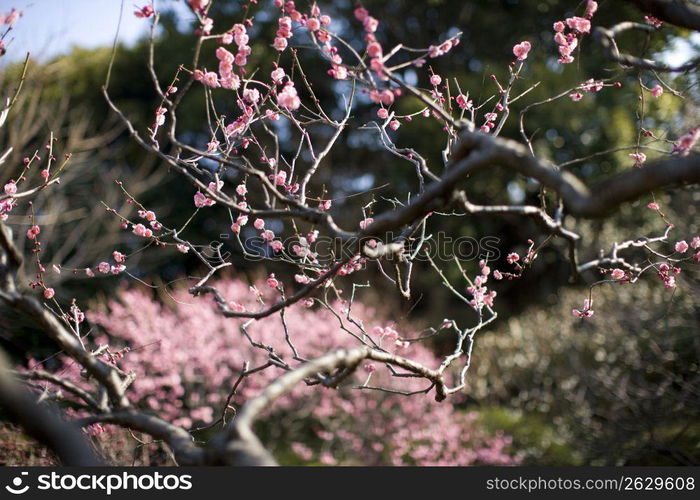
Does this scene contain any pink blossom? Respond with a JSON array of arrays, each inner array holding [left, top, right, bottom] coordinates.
[[566, 16, 591, 33], [456, 94, 472, 110], [188, 0, 209, 11], [221, 73, 241, 90], [647, 202, 660, 211], [176, 244, 189, 253], [611, 269, 626, 280], [354, 7, 368, 21], [294, 274, 311, 284], [629, 152, 646, 166], [553, 21, 565, 32], [277, 84, 301, 110], [271, 67, 285, 83], [132, 223, 153, 238], [377, 108, 389, 120], [506, 253, 519, 265], [645, 15, 663, 28], [215, 46, 234, 63], [202, 71, 220, 88], [581, 79, 603, 92], [676, 128, 699, 154], [650, 84, 663, 98], [254, 218, 265, 230], [273, 37, 288, 52], [98, 262, 111, 274], [113, 251, 126, 263], [368, 58, 384, 76], [194, 191, 215, 208], [691, 237, 700, 250], [266, 274, 279, 289], [200, 17, 213, 35], [572, 298, 594, 318], [134, 5, 154, 18], [4, 181, 17, 195], [367, 42, 382, 58], [584, 0, 598, 19], [512, 41, 531, 61], [243, 88, 260, 104], [26, 225, 40, 240], [569, 92, 583, 101], [363, 16, 378, 33], [206, 139, 219, 153], [328, 65, 348, 80], [236, 184, 247, 196], [111, 264, 126, 275], [43, 288, 55, 299], [675, 240, 689, 253], [389, 120, 400, 131], [430, 74, 442, 86], [306, 17, 320, 31]]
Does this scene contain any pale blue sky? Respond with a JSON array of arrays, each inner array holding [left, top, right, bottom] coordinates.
[[1, 0, 188, 64], [2, 1, 697, 67]]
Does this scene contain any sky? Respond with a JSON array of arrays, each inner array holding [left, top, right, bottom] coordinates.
[[0, 0, 188, 64], [2, 1, 698, 66]]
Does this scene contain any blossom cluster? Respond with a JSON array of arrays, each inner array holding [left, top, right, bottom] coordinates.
[[30, 279, 520, 466]]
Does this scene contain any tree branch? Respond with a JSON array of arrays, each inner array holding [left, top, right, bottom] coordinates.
[[0, 349, 102, 465], [625, 0, 700, 31]]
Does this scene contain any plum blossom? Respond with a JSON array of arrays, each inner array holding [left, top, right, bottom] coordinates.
[[201, 71, 220, 88], [243, 88, 261, 104], [194, 191, 215, 208], [675, 240, 689, 253], [572, 298, 594, 318], [650, 85, 663, 98], [629, 152, 646, 167], [456, 94, 472, 110], [134, 5, 154, 18], [277, 83, 301, 110], [675, 128, 699, 154], [584, 1, 598, 19], [271, 67, 285, 83], [611, 269, 626, 280], [566, 17, 591, 33], [266, 274, 279, 289], [26, 225, 40, 240], [132, 223, 153, 238], [273, 37, 288, 52], [512, 41, 531, 61]]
